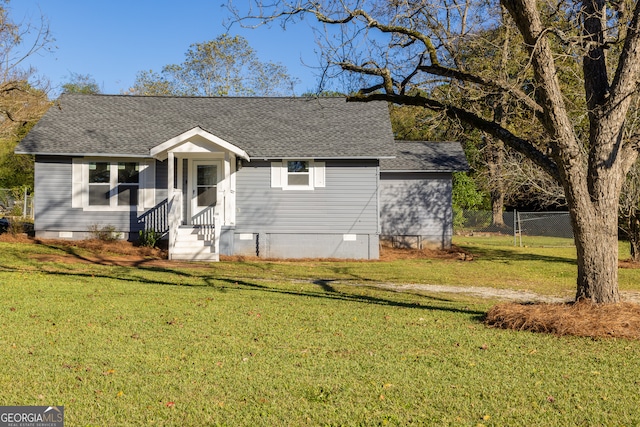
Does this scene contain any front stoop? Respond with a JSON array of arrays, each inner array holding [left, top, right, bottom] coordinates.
[[170, 226, 219, 261]]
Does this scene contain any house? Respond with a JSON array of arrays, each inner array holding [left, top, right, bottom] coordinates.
[[16, 94, 467, 261], [380, 141, 469, 249]]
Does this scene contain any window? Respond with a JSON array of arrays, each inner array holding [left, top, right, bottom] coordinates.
[[287, 161, 310, 186], [73, 159, 154, 211], [271, 160, 325, 190], [88, 162, 111, 206], [117, 162, 139, 206], [196, 164, 217, 206]]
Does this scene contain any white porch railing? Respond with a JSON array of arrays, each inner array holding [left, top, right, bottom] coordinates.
[[168, 190, 183, 256], [192, 206, 220, 256], [192, 207, 215, 241]]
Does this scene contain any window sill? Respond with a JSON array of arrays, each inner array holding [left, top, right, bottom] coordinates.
[[80, 205, 144, 212], [282, 186, 315, 191]]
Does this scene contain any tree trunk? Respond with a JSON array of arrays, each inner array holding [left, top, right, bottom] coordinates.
[[491, 189, 505, 228], [571, 196, 621, 303], [574, 227, 620, 303], [486, 137, 506, 227]]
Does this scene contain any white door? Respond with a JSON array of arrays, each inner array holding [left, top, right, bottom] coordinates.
[[189, 160, 222, 225]]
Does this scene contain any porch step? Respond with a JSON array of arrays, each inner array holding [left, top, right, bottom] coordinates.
[[170, 226, 218, 262], [171, 251, 219, 262]]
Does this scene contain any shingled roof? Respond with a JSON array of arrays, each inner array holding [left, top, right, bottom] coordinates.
[[16, 94, 395, 159], [381, 141, 469, 172]]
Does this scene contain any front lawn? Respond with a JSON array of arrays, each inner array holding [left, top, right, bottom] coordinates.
[[0, 238, 639, 425]]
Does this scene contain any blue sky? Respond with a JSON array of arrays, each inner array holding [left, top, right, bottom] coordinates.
[[10, 0, 323, 96]]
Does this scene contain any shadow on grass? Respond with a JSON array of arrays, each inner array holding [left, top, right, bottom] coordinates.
[[208, 277, 486, 316], [0, 256, 485, 317], [457, 245, 576, 265], [0, 240, 490, 317]]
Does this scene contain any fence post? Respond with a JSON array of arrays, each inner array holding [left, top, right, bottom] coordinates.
[[518, 211, 523, 247], [513, 209, 517, 246], [22, 187, 27, 219]]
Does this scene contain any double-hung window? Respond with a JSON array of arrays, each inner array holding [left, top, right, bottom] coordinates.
[[271, 159, 325, 190], [74, 159, 153, 211], [87, 161, 139, 207], [287, 161, 310, 186], [88, 162, 111, 206], [117, 162, 139, 206]]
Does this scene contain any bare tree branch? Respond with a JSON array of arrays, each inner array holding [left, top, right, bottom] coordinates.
[[348, 91, 560, 179]]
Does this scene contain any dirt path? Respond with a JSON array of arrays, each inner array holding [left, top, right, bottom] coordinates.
[[372, 283, 569, 303], [367, 282, 640, 304]]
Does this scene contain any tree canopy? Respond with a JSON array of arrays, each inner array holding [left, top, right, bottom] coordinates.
[[0, 1, 52, 189], [61, 73, 101, 94], [129, 34, 298, 96]]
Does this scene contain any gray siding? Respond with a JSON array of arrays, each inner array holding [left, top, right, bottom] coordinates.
[[231, 160, 380, 259], [228, 233, 379, 260], [236, 160, 379, 234], [34, 156, 167, 239], [379, 172, 453, 248]]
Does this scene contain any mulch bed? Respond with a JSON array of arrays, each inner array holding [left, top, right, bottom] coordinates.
[[485, 301, 640, 340]]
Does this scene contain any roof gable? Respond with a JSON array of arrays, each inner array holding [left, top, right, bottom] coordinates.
[[150, 126, 249, 160], [17, 95, 395, 159]]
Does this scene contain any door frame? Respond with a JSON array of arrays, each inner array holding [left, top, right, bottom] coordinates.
[[186, 159, 223, 225]]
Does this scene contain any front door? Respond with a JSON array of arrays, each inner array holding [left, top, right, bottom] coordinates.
[[189, 160, 222, 225]]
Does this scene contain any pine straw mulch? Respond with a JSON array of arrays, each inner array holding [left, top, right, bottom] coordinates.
[[0, 233, 173, 267], [485, 301, 640, 340]]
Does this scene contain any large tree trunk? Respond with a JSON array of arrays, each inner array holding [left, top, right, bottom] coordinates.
[[486, 137, 506, 228], [572, 206, 621, 303], [564, 128, 626, 303], [491, 187, 505, 228]]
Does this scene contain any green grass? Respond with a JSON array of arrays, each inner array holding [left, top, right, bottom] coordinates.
[[0, 238, 640, 425]]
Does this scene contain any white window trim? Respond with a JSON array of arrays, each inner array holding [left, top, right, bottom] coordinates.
[[271, 160, 325, 190], [72, 158, 155, 212]]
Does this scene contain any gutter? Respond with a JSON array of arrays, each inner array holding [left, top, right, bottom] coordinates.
[[16, 151, 154, 158]]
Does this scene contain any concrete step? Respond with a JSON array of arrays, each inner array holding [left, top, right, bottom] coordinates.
[[170, 252, 219, 262], [171, 244, 214, 255], [176, 227, 200, 236], [170, 226, 219, 261], [173, 240, 212, 249]]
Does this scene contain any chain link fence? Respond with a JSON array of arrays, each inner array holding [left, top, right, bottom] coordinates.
[[0, 188, 34, 219], [455, 209, 575, 247]]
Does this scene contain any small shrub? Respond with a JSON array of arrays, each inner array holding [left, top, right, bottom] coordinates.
[[88, 224, 119, 242], [138, 229, 161, 248], [7, 220, 23, 235]]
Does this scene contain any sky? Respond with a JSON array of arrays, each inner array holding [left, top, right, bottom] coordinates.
[[10, 0, 323, 96]]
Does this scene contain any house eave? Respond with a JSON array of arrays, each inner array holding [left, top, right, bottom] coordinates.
[[253, 156, 396, 161], [382, 169, 462, 173], [17, 151, 153, 158]]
